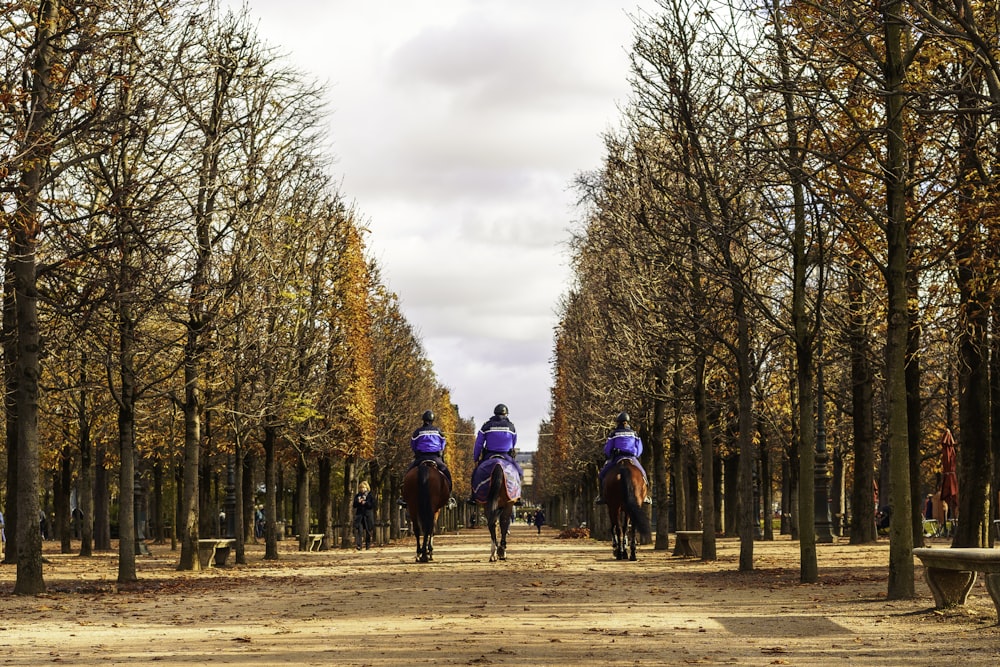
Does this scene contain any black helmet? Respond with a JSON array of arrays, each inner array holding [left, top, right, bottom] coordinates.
[[493, 403, 508, 417], [616, 411, 630, 426], [422, 410, 435, 423]]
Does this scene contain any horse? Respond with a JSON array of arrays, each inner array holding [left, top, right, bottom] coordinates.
[[477, 460, 518, 562], [402, 461, 451, 562], [602, 458, 652, 560]]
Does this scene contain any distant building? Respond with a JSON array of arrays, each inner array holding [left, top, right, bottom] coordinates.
[[516, 451, 534, 503]]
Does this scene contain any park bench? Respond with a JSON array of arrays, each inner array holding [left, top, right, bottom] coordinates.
[[674, 530, 703, 558], [294, 533, 324, 551], [198, 538, 236, 568], [912, 547, 1000, 621]]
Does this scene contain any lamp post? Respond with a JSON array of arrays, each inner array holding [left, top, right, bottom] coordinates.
[[814, 338, 834, 543], [224, 455, 237, 538]]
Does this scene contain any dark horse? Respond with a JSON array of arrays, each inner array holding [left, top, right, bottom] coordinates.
[[602, 458, 652, 560], [480, 461, 518, 562], [402, 461, 451, 562]]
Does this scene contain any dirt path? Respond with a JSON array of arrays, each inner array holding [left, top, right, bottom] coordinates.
[[0, 525, 998, 666]]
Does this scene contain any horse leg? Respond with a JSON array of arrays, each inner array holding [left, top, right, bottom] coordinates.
[[488, 516, 499, 562], [628, 520, 637, 561], [497, 509, 510, 561], [427, 533, 434, 562]]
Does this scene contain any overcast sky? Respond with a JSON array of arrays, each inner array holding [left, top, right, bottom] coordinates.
[[227, 0, 653, 450]]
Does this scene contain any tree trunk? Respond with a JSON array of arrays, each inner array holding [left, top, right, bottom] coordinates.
[[951, 53, 992, 549], [905, 268, 924, 548], [57, 448, 71, 553], [651, 373, 670, 550], [671, 363, 687, 536], [772, 0, 817, 581], [848, 257, 877, 544], [152, 461, 164, 544], [991, 301, 1000, 547], [234, 439, 246, 565], [3, 259, 18, 566], [117, 293, 138, 582], [734, 296, 756, 572], [296, 452, 310, 551], [883, 0, 915, 599], [94, 446, 111, 551], [318, 456, 334, 550], [694, 355, 716, 560], [177, 329, 202, 571], [263, 424, 279, 560], [341, 457, 356, 549], [242, 449, 255, 544], [77, 377, 94, 557]]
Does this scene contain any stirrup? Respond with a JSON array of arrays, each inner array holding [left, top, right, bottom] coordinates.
[[643, 496, 652, 505], [396, 498, 407, 507], [595, 497, 605, 505]]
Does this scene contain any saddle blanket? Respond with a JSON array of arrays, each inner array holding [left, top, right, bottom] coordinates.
[[471, 457, 522, 503]]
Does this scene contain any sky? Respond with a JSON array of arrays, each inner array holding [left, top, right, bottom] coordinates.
[[226, 0, 654, 450]]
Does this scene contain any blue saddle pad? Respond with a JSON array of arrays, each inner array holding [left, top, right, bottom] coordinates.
[[471, 457, 522, 503]]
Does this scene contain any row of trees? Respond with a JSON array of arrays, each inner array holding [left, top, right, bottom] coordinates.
[[535, 0, 1000, 599], [1, 0, 472, 594]]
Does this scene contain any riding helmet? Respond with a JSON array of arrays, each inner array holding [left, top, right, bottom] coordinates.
[[616, 411, 630, 426], [422, 410, 435, 423], [494, 403, 508, 417]]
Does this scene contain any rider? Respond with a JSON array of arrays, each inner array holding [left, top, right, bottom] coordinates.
[[467, 403, 521, 503], [595, 411, 650, 505], [398, 410, 453, 507]]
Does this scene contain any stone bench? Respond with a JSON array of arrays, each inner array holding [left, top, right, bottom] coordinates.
[[293, 533, 324, 551], [912, 547, 1000, 621], [198, 538, 236, 568], [674, 530, 703, 558]]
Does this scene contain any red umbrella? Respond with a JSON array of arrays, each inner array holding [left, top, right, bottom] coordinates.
[[939, 429, 958, 515]]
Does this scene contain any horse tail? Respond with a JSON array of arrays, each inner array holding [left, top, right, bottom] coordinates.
[[417, 463, 435, 536], [487, 462, 505, 516], [620, 463, 652, 539]]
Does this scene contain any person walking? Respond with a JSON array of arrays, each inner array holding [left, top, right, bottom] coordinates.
[[353, 481, 376, 550], [533, 508, 545, 535]]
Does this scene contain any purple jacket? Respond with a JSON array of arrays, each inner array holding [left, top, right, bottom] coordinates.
[[473, 416, 517, 462], [411, 425, 446, 454], [604, 427, 642, 459]]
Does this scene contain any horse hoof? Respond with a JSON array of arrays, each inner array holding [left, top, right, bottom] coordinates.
[[629, 554, 637, 561]]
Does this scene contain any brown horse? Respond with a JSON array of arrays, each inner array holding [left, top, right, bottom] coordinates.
[[602, 458, 652, 560], [402, 461, 451, 562], [481, 461, 518, 562]]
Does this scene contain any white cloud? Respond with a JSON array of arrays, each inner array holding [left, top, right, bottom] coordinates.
[[228, 0, 654, 449]]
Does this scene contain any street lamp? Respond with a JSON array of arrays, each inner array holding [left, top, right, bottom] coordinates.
[[814, 337, 833, 543]]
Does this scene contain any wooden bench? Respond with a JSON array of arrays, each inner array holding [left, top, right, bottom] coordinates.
[[912, 547, 1000, 621], [674, 530, 703, 558], [198, 538, 236, 568]]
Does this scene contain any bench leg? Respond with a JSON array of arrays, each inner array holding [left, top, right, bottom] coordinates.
[[214, 545, 231, 567], [983, 573, 1000, 624], [672, 537, 696, 558], [198, 546, 216, 569], [924, 566, 976, 608]]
